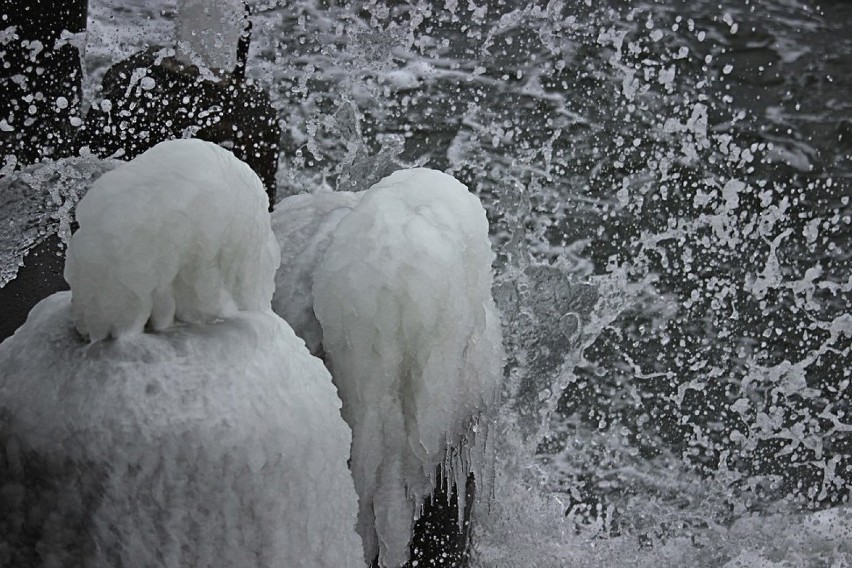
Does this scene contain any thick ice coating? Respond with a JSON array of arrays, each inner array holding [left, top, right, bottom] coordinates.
[[0, 293, 364, 568], [175, 0, 246, 72], [65, 138, 280, 342], [310, 168, 504, 567], [271, 190, 362, 355], [0, 141, 364, 566]]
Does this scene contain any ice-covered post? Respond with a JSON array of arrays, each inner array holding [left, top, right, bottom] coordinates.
[[174, 0, 247, 75], [0, 139, 365, 566], [65, 139, 280, 341], [307, 169, 504, 567]]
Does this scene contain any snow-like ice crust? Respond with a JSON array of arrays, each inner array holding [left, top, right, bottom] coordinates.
[[271, 190, 363, 355], [0, 292, 364, 568], [65, 139, 280, 342], [309, 168, 505, 567], [175, 0, 246, 73]]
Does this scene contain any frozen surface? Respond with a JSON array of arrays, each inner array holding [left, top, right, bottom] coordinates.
[[65, 139, 280, 341], [0, 292, 363, 568], [312, 168, 504, 566], [175, 0, 245, 73], [271, 190, 362, 355]]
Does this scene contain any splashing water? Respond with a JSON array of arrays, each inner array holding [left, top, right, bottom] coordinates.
[[0, 154, 116, 287], [1, 0, 849, 565]]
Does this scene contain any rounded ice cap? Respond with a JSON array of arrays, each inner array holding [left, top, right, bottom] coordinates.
[[65, 138, 280, 342]]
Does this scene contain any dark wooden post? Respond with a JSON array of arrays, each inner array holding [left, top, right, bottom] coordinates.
[[0, 0, 89, 166], [0, 1, 89, 342], [78, 1, 281, 208]]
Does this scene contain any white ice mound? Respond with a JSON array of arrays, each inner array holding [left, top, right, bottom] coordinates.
[[0, 293, 364, 568], [311, 168, 505, 567], [65, 138, 280, 342], [271, 190, 362, 354]]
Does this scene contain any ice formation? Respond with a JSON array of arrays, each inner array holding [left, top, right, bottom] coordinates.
[[0, 298, 364, 567], [175, 0, 246, 73], [274, 168, 504, 566], [0, 138, 364, 567], [65, 139, 279, 342], [271, 190, 363, 355]]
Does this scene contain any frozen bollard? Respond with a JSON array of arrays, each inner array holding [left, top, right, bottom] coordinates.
[[272, 168, 505, 567], [0, 140, 364, 567]]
